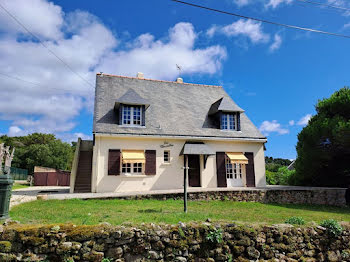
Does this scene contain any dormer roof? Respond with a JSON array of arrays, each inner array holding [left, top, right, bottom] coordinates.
[[115, 89, 150, 109]]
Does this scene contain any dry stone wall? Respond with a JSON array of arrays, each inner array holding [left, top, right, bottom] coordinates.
[[0, 222, 349, 261], [108, 188, 347, 207]]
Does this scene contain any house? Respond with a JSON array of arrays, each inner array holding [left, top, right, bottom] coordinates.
[[70, 73, 267, 193]]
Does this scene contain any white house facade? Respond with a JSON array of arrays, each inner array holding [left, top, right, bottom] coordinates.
[[70, 73, 267, 193]]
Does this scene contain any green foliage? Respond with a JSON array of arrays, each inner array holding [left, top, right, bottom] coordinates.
[[206, 228, 223, 244], [265, 156, 292, 172], [320, 219, 343, 237], [0, 133, 75, 173], [266, 167, 296, 185], [295, 87, 350, 187], [285, 216, 305, 225], [101, 258, 111, 262]]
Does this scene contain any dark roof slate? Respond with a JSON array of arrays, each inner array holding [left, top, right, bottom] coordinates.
[[115, 89, 150, 108], [93, 74, 265, 140]]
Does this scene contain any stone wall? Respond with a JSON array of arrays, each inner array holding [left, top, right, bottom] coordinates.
[[103, 188, 347, 207], [0, 222, 349, 261]]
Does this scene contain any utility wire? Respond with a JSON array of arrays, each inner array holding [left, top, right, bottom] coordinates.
[[0, 72, 82, 94], [171, 0, 350, 39], [0, 2, 94, 88], [296, 0, 350, 12]]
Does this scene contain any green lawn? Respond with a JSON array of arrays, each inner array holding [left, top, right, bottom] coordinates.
[[9, 199, 350, 225], [12, 183, 30, 190]]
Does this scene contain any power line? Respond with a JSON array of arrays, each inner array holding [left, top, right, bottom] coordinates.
[[0, 72, 84, 94], [171, 0, 350, 39], [0, 2, 94, 88], [296, 0, 350, 12]]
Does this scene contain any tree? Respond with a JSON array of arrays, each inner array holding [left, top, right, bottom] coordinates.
[[294, 87, 350, 187], [0, 133, 75, 173]]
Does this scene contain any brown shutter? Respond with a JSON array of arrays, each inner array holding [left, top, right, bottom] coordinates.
[[108, 149, 120, 175], [245, 152, 256, 187], [145, 150, 156, 175], [216, 152, 227, 187]]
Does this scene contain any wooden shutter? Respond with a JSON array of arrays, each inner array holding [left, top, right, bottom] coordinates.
[[108, 149, 120, 175], [145, 150, 156, 175], [216, 152, 227, 187], [237, 113, 241, 131], [245, 152, 256, 187]]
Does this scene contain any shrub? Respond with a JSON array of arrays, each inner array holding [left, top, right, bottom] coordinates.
[[206, 228, 223, 244], [320, 219, 343, 237], [285, 216, 305, 225], [266, 167, 296, 185]]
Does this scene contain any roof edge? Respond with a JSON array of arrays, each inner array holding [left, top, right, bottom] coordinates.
[[96, 73, 223, 88]]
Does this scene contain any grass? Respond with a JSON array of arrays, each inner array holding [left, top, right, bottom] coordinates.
[[9, 199, 350, 225], [12, 183, 30, 190]]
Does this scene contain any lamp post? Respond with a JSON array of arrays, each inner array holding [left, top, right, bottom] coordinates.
[[183, 155, 189, 213]]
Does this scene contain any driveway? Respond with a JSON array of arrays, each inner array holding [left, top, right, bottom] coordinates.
[[10, 186, 69, 208]]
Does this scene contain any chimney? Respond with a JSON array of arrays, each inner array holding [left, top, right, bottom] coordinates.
[[176, 77, 183, 83], [136, 72, 144, 79]]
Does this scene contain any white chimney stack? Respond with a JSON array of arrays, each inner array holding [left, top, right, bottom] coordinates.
[[136, 72, 144, 79], [176, 77, 183, 83]]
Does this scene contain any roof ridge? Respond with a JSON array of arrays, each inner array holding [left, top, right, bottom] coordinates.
[[96, 73, 223, 88]]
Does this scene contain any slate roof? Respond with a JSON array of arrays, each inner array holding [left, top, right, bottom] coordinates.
[[93, 74, 266, 140], [115, 89, 150, 108]]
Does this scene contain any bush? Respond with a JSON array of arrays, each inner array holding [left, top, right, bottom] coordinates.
[[285, 216, 305, 225], [320, 219, 343, 237], [266, 167, 296, 185]]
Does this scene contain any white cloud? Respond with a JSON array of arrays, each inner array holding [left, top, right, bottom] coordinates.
[[57, 132, 92, 142], [0, 1, 227, 138], [207, 19, 270, 44], [297, 114, 312, 126], [232, 0, 251, 7], [289, 120, 295, 126], [259, 120, 289, 136], [265, 0, 293, 9], [269, 34, 282, 52], [343, 22, 350, 29], [98, 22, 227, 80], [0, 0, 64, 39]]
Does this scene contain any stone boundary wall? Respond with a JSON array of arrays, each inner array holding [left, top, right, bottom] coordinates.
[[99, 188, 347, 207], [0, 222, 350, 261]]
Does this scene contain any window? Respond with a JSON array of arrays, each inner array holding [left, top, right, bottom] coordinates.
[[225, 156, 233, 179], [122, 163, 131, 173], [225, 155, 243, 179], [164, 150, 170, 163], [122, 162, 143, 174], [122, 105, 142, 126], [221, 113, 236, 130]]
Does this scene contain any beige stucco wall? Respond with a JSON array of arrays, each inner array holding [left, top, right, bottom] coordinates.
[[92, 135, 266, 193]]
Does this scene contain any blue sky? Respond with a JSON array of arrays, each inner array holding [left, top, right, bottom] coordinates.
[[0, 0, 349, 159]]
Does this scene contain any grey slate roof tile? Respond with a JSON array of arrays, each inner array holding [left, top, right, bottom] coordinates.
[[93, 74, 265, 140]]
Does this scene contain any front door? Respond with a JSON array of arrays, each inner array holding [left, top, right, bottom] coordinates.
[[188, 155, 201, 187]]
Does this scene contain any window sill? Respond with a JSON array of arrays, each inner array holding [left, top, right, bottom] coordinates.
[[220, 130, 242, 132], [160, 163, 171, 166], [119, 125, 146, 129], [120, 174, 153, 178]]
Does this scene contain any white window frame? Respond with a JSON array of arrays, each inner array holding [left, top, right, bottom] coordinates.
[[225, 156, 243, 179], [163, 150, 170, 163], [121, 162, 144, 175], [122, 105, 142, 126], [221, 113, 236, 130]]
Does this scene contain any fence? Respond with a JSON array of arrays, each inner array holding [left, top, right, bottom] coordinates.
[[9, 167, 28, 180]]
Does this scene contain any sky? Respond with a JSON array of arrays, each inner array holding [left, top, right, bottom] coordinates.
[[0, 0, 349, 159]]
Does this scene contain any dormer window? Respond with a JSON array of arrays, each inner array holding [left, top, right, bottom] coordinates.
[[122, 105, 142, 126], [221, 113, 236, 130]]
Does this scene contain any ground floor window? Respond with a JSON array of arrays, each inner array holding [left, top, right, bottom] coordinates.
[[122, 162, 143, 174], [225, 155, 243, 179]]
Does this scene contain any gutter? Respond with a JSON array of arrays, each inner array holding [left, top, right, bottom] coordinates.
[[93, 132, 267, 143]]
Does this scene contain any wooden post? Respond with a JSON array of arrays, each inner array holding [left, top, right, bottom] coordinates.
[[184, 155, 188, 213]]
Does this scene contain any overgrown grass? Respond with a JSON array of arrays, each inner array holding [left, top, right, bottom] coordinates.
[[9, 199, 350, 225], [12, 183, 30, 190]]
